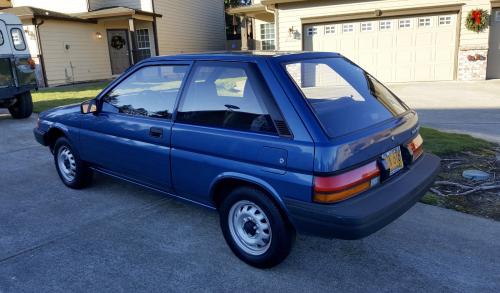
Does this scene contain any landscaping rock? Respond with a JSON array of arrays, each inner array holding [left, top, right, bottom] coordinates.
[[462, 169, 490, 181]]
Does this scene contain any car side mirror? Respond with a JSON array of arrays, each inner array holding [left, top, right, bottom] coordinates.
[[80, 99, 98, 114]]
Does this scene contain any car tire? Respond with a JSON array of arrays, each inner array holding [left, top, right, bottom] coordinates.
[[219, 186, 295, 268], [8, 91, 33, 119], [53, 137, 93, 189]]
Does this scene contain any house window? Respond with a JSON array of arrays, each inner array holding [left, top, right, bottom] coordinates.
[[307, 27, 318, 36], [260, 23, 275, 50], [135, 29, 151, 62], [360, 22, 373, 32], [343, 24, 354, 33], [439, 16, 452, 25], [496, 11, 500, 22], [399, 19, 412, 28], [325, 25, 335, 34], [419, 17, 432, 27], [379, 20, 392, 30]]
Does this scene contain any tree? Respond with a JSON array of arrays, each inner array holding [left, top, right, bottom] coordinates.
[[224, 0, 251, 39]]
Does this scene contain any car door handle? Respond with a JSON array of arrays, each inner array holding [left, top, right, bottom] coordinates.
[[149, 127, 163, 138]]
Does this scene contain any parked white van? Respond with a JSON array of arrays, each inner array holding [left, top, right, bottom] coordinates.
[[0, 13, 36, 119]]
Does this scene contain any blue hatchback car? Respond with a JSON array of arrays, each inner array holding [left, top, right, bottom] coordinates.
[[34, 52, 440, 268]]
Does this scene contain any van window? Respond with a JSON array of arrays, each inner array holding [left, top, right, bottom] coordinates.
[[11, 28, 26, 51], [284, 58, 408, 137], [0, 31, 4, 46]]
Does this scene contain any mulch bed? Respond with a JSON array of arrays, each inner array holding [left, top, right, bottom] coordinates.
[[424, 147, 500, 221]]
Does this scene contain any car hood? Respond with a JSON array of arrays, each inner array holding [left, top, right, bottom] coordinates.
[[40, 103, 81, 120]]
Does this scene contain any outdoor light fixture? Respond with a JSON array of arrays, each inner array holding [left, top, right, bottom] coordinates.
[[96, 32, 103, 39]]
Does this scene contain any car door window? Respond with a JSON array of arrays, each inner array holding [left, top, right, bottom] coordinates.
[[102, 65, 188, 119], [176, 62, 278, 135]]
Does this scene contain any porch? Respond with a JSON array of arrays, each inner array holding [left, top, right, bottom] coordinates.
[[77, 7, 161, 76]]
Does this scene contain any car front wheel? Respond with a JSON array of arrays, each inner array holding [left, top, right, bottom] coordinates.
[[219, 187, 295, 268], [53, 137, 93, 189], [8, 91, 33, 119]]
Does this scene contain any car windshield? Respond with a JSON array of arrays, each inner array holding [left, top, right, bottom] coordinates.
[[284, 57, 408, 137]]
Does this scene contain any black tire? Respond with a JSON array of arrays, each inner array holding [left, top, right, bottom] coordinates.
[[219, 186, 295, 268], [8, 91, 33, 119], [53, 137, 93, 189]]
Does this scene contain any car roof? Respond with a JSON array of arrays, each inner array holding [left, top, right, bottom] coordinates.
[[146, 51, 342, 63]]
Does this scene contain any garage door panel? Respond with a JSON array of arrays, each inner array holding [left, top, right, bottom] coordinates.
[[396, 33, 414, 47], [305, 13, 458, 82]]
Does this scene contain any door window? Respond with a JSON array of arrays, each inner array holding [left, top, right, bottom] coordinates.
[[10, 28, 26, 51], [176, 62, 278, 135], [102, 65, 189, 119]]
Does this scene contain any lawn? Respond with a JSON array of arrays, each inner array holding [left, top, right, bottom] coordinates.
[[32, 81, 109, 113], [420, 127, 494, 156]]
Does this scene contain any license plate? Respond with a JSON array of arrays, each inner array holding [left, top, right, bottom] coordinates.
[[382, 146, 404, 176]]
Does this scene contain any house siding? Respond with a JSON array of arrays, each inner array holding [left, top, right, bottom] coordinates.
[[154, 0, 226, 55], [11, 0, 88, 13], [38, 20, 111, 86], [275, 0, 492, 80]]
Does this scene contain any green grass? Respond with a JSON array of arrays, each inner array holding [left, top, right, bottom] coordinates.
[[420, 127, 495, 156], [32, 81, 109, 113]]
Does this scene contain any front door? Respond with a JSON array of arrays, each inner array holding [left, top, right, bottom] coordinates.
[[107, 30, 131, 75], [79, 63, 191, 190], [487, 9, 500, 79]]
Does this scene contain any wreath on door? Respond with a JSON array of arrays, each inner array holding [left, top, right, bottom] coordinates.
[[111, 35, 126, 49], [465, 9, 489, 33]]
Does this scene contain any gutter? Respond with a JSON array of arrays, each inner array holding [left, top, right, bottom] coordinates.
[[264, 4, 279, 50], [32, 18, 48, 87], [151, 0, 160, 56]]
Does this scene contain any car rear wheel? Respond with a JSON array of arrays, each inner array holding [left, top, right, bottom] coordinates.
[[219, 187, 295, 268], [54, 137, 93, 189], [8, 91, 33, 119]]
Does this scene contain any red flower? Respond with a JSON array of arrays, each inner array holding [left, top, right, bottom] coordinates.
[[471, 10, 482, 25]]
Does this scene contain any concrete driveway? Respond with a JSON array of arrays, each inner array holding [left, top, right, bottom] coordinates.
[[1, 115, 500, 292], [389, 80, 500, 143]]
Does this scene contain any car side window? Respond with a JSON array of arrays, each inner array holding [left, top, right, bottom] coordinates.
[[102, 65, 188, 119], [176, 62, 278, 135]]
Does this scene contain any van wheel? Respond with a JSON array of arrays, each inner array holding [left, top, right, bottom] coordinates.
[[219, 187, 295, 268], [53, 137, 93, 189], [8, 91, 33, 119]]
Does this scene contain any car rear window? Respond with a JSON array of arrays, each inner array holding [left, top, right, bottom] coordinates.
[[284, 57, 408, 137]]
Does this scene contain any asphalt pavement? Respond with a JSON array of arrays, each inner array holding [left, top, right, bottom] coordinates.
[[0, 114, 499, 292]]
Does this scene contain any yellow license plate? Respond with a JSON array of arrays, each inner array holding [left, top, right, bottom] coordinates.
[[382, 146, 404, 176]]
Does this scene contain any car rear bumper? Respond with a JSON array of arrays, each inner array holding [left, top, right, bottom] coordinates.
[[284, 153, 441, 239], [33, 127, 48, 146]]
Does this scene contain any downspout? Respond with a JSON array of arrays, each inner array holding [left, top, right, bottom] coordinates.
[[264, 4, 278, 50], [151, 0, 160, 56], [33, 18, 48, 87]]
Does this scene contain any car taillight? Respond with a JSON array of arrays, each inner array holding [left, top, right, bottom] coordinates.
[[313, 161, 381, 204], [407, 134, 423, 162]]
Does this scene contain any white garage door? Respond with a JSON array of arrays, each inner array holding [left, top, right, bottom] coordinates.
[[304, 14, 458, 82]]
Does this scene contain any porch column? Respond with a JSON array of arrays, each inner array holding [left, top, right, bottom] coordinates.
[[128, 18, 138, 64], [240, 16, 248, 51]]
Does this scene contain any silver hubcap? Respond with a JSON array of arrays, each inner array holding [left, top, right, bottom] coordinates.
[[228, 200, 272, 256], [57, 146, 76, 182]]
